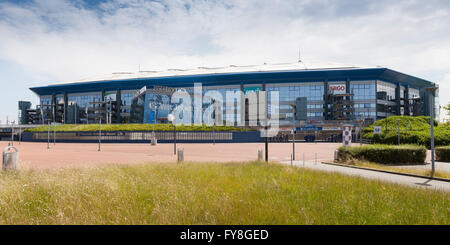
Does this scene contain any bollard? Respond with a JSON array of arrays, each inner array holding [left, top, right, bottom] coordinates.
[[291, 154, 293, 166], [303, 152, 305, 167], [177, 148, 184, 162], [2, 146, 19, 171], [315, 153, 318, 165], [258, 149, 263, 161], [334, 150, 338, 162], [151, 137, 158, 146]]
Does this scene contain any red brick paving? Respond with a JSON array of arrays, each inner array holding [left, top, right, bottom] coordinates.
[[1, 141, 340, 170]]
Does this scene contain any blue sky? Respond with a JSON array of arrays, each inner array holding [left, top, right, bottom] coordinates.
[[0, 0, 449, 123]]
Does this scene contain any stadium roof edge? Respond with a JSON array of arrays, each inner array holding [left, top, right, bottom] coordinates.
[[29, 66, 435, 96]]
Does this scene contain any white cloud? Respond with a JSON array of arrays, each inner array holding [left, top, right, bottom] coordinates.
[[438, 73, 450, 122], [0, 0, 449, 121]]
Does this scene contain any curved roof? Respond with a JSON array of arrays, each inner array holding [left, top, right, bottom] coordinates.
[[29, 61, 435, 96]]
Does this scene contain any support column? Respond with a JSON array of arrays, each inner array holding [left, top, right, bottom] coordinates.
[[324, 80, 329, 120], [240, 83, 245, 127], [51, 94, 56, 122], [63, 93, 68, 124], [101, 90, 106, 122], [116, 90, 122, 124], [395, 83, 401, 115], [404, 85, 409, 116]]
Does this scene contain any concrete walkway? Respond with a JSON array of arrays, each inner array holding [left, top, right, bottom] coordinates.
[[280, 160, 450, 192], [389, 161, 450, 173]]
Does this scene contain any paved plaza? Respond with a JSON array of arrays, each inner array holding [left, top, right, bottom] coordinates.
[[1, 141, 339, 170]]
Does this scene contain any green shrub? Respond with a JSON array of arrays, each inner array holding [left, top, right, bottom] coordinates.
[[25, 124, 253, 132], [436, 146, 450, 162], [337, 144, 427, 164], [363, 116, 450, 149]]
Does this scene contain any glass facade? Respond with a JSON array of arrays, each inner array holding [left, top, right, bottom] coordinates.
[[268, 83, 324, 124], [68, 93, 102, 108], [350, 83, 376, 100], [66, 93, 102, 123], [377, 81, 396, 101], [349, 81, 377, 119], [37, 78, 428, 126], [205, 86, 241, 125]]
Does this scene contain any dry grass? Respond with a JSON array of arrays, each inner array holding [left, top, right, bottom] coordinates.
[[0, 162, 448, 225], [338, 161, 450, 179]]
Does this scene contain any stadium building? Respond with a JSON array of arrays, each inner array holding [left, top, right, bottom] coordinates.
[[22, 62, 439, 128]]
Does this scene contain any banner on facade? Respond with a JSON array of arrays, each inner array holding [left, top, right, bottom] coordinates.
[[329, 84, 347, 95], [342, 125, 353, 146]]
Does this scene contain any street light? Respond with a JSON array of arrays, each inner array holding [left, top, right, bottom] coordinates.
[[290, 104, 296, 160], [150, 101, 158, 141], [98, 117, 102, 152], [11, 121, 14, 146], [47, 121, 50, 149], [168, 114, 176, 155], [212, 99, 216, 146], [424, 86, 438, 177], [397, 119, 401, 145]]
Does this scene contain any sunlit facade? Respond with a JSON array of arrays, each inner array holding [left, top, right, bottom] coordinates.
[[28, 64, 438, 126]]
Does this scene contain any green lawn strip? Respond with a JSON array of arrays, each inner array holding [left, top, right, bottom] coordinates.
[[0, 162, 448, 225], [24, 124, 253, 132]]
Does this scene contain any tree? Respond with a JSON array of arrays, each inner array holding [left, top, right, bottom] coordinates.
[[444, 102, 450, 116]]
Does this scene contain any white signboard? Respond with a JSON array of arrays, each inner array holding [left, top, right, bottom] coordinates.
[[374, 126, 382, 134], [104, 92, 116, 101], [329, 84, 347, 95], [134, 86, 147, 99], [342, 125, 352, 146], [322, 127, 342, 131]]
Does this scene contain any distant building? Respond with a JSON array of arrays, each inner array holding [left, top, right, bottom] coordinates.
[[18, 101, 31, 124]]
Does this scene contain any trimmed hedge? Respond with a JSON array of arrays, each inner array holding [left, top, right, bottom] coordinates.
[[436, 146, 450, 162], [337, 144, 427, 164], [363, 116, 450, 149], [25, 124, 253, 132]]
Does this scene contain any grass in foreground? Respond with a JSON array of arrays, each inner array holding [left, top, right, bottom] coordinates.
[[0, 162, 448, 225], [336, 161, 450, 179]]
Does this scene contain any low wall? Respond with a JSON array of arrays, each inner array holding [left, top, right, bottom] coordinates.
[[21, 131, 263, 143]]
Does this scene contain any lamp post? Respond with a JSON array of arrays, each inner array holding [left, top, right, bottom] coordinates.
[[47, 121, 50, 149], [11, 121, 14, 146], [98, 118, 102, 152], [290, 104, 296, 160], [359, 120, 363, 146], [424, 86, 438, 177], [397, 119, 401, 145], [168, 114, 176, 155], [150, 102, 157, 139], [53, 121, 56, 146], [265, 125, 269, 162], [212, 99, 216, 146]]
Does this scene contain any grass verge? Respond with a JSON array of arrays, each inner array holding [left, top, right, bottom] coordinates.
[[24, 124, 252, 132], [335, 161, 450, 179], [0, 162, 448, 225]]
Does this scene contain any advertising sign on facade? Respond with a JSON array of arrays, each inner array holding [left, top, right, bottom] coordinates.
[[244, 86, 262, 96], [296, 127, 323, 132], [322, 127, 342, 131], [329, 84, 347, 95]]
